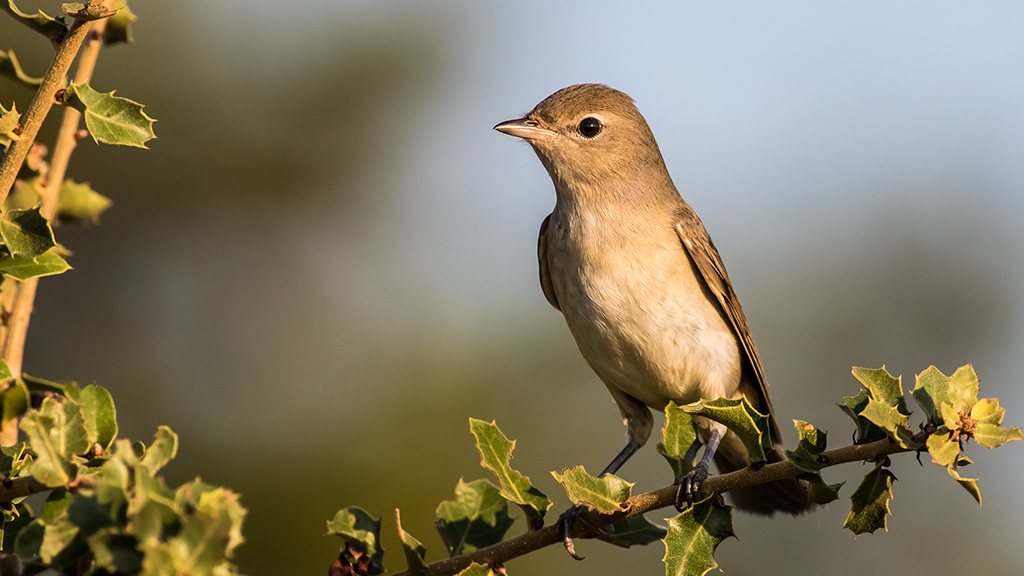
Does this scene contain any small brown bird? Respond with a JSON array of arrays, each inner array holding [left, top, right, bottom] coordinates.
[[494, 84, 812, 550]]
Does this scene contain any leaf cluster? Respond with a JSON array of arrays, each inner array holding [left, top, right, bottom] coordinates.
[[0, 365, 247, 575], [330, 364, 1021, 576]]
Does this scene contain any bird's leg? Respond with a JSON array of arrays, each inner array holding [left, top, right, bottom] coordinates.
[[557, 438, 642, 560], [674, 424, 724, 511]]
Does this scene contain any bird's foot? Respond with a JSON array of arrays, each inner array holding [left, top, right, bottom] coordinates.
[[673, 463, 710, 512], [556, 503, 599, 561]]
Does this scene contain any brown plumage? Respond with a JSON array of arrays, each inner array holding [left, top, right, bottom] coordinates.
[[495, 84, 813, 519]]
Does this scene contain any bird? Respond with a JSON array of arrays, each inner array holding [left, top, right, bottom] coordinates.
[[493, 84, 813, 554]]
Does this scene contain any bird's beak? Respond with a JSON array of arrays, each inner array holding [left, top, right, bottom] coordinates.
[[494, 117, 556, 141]]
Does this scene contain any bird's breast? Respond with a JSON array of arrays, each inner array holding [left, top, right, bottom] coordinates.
[[545, 207, 741, 409]]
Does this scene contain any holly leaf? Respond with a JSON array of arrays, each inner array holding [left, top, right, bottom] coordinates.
[[0, 250, 70, 280], [0, 51, 43, 88], [911, 365, 951, 425], [61, 82, 156, 148], [657, 401, 701, 480], [596, 514, 667, 548], [140, 426, 177, 473], [2, 0, 69, 42], [805, 473, 844, 504], [946, 364, 980, 414], [19, 396, 90, 486], [396, 509, 427, 572], [970, 398, 1024, 449], [680, 397, 771, 462], [662, 496, 734, 576], [468, 418, 552, 525], [455, 563, 494, 576], [926, 431, 959, 467], [843, 464, 896, 535], [0, 101, 19, 137], [87, 528, 143, 573], [326, 507, 384, 575], [839, 389, 887, 443], [103, 1, 136, 45], [79, 385, 117, 451], [0, 442, 26, 476], [785, 419, 827, 472], [434, 478, 514, 557], [551, 466, 631, 513], [1, 207, 56, 259], [58, 179, 112, 223], [851, 367, 919, 449], [947, 456, 981, 505]]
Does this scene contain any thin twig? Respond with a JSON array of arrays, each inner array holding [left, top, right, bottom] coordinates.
[[0, 1, 116, 391], [0, 20, 91, 206], [382, 438, 908, 576]]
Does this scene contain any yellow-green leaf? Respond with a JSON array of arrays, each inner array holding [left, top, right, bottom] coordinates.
[[61, 82, 156, 148], [844, 464, 895, 535], [469, 418, 552, 524], [551, 465, 632, 513], [680, 397, 771, 462], [662, 497, 733, 576]]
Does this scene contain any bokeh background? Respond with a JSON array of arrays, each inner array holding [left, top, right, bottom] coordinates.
[[3, 1, 1024, 574]]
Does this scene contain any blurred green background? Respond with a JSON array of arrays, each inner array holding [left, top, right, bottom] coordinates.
[[3, 1, 1024, 574]]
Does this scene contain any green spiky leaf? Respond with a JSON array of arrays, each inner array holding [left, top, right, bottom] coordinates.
[[0, 250, 71, 280], [58, 179, 112, 223], [2, 0, 69, 42], [662, 497, 733, 576], [947, 456, 981, 505], [455, 562, 493, 576], [396, 509, 427, 572], [434, 478, 515, 557], [851, 367, 919, 449], [805, 473, 844, 504], [103, 1, 136, 44], [839, 389, 887, 443], [785, 419, 827, 472], [596, 514, 667, 548], [843, 464, 895, 535], [61, 82, 155, 148], [468, 418, 552, 524], [911, 365, 951, 425], [657, 401, 701, 480], [680, 397, 771, 462], [926, 432, 959, 467], [0, 101, 19, 136], [79, 384, 117, 451], [326, 507, 384, 575], [1, 207, 56, 259], [20, 396, 90, 486], [551, 465, 631, 513]]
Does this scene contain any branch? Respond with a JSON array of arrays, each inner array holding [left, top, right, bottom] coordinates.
[[0, 19, 92, 205], [0, 475, 50, 502], [383, 438, 908, 576], [0, 1, 116, 392]]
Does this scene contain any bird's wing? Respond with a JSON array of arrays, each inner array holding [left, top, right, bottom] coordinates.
[[538, 213, 560, 310], [673, 205, 782, 444]]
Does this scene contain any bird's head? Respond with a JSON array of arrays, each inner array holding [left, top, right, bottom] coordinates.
[[494, 84, 671, 197]]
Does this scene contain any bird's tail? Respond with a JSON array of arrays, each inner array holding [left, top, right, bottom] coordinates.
[[713, 433, 816, 516]]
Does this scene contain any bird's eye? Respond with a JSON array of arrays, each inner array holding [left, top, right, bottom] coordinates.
[[578, 117, 602, 138]]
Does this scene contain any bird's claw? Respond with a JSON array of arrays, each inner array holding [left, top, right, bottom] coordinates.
[[556, 504, 590, 561], [673, 464, 709, 512]]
